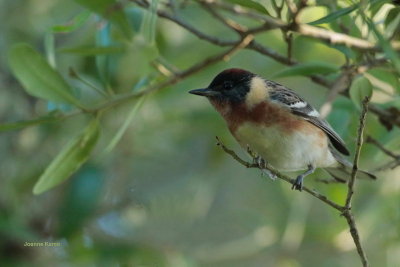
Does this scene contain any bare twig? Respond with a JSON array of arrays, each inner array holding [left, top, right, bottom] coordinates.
[[195, 0, 400, 51], [92, 34, 254, 112], [199, 1, 247, 34], [366, 135, 400, 160], [342, 96, 371, 267], [373, 159, 400, 172], [368, 135, 400, 172], [215, 137, 344, 211]]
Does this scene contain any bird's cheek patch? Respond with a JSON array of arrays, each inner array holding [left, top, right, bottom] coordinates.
[[245, 76, 268, 108]]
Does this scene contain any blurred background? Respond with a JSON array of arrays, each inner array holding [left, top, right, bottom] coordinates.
[[1, 0, 400, 266]]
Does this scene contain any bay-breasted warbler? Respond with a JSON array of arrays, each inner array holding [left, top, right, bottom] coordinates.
[[189, 68, 376, 191]]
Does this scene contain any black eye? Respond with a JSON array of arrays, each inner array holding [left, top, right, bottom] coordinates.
[[223, 81, 233, 90]]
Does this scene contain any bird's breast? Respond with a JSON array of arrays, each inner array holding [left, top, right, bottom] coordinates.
[[232, 121, 337, 171], [211, 100, 337, 170]]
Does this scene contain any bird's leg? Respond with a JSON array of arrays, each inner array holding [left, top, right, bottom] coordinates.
[[292, 164, 315, 191]]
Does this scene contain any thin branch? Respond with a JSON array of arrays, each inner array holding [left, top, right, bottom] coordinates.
[[373, 159, 400, 172], [132, 0, 237, 46], [345, 96, 370, 208], [342, 96, 370, 267], [199, 1, 246, 34], [366, 135, 400, 160], [91, 35, 254, 112], [203, 0, 400, 51], [368, 134, 400, 172], [215, 137, 344, 211]]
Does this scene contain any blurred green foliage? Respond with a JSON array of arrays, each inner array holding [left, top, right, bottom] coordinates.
[[1, 0, 400, 266]]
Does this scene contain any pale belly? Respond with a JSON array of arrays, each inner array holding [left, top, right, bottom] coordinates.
[[233, 122, 337, 171]]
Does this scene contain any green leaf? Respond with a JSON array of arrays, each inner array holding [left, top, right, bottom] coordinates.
[[59, 45, 125, 55], [33, 118, 100, 195], [74, 0, 133, 39], [329, 13, 362, 39], [328, 44, 357, 59], [118, 36, 159, 78], [0, 115, 60, 132], [140, 0, 159, 43], [52, 11, 91, 33], [364, 16, 400, 74], [308, 4, 358, 25], [370, 0, 390, 18], [225, 0, 269, 15], [349, 75, 373, 109], [103, 96, 146, 154], [272, 62, 339, 78], [367, 67, 400, 93], [8, 43, 83, 108], [385, 8, 400, 28]]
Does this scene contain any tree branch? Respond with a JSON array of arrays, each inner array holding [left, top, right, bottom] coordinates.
[[366, 135, 400, 160], [342, 96, 371, 267], [91, 34, 254, 112], [200, 0, 400, 51], [215, 137, 344, 211]]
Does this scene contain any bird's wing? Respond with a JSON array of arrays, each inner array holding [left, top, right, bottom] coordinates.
[[266, 80, 350, 156]]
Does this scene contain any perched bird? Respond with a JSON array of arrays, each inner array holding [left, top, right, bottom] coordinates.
[[189, 68, 376, 191]]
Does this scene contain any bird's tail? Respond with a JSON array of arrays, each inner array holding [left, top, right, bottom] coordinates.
[[325, 147, 377, 182], [325, 165, 376, 183]]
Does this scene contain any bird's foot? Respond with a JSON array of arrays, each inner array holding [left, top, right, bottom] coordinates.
[[291, 175, 304, 191], [291, 165, 315, 191]]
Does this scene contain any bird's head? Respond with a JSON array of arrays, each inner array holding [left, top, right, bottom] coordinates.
[[189, 68, 256, 104]]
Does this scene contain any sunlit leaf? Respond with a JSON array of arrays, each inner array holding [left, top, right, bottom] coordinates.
[[367, 67, 400, 93], [308, 4, 358, 25], [384, 7, 400, 28], [44, 33, 56, 67], [364, 16, 400, 74], [59, 45, 125, 55], [52, 11, 91, 33], [8, 43, 83, 108], [74, 0, 133, 39], [272, 62, 339, 78], [33, 118, 100, 195], [225, 0, 269, 15], [329, 14, 362, 39], [349, 75, 373, 109], [370, 0, 391, 18]]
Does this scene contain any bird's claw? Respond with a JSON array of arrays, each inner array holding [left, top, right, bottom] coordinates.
[[291, 175, 304, 191]]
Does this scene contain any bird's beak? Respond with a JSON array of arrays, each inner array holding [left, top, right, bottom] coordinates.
[[189, 88, 220, 97]]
